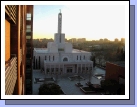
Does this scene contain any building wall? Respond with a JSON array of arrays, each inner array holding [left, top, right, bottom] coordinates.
[[34, 49, 91, 70], [61, 34, 65, 43], [5, 20, 10, 62], [64, 43, 72, 53], [5, 5, 33, 95], [47, 42, 58, 53], [25, 5, 33, 95], [105, 62, 125, 82], [5, 5, 22, 95]]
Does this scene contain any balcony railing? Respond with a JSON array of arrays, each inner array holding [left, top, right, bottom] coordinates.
[[5, 5, 17, 24], [5, 57, 17, 95]]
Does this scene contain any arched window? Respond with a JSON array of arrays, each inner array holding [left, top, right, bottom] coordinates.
[[77, 55, 78, 60], [49, 56, 50, 61], [63, 57, 68, 61]]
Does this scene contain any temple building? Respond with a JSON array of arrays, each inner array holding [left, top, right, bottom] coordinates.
[[33, 10, 93, 74]]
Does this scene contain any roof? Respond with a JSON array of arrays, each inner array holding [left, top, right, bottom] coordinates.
[[108, 61, 125, 67], [72, 49, 91, 53], [44, 60, 93, 64], [34, 48, 48, 53], [34, 48, 91, 54]]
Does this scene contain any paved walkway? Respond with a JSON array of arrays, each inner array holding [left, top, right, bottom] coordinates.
[[32, 67, 106, 95]]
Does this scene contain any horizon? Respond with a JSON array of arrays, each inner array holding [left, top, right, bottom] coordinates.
[[33, 38, 125, 41]]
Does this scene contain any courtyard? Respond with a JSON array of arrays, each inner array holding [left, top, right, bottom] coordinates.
[[32, 66, 106, 95]]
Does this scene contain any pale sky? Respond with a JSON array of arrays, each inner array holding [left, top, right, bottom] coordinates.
[[33, 5, 125, 41]]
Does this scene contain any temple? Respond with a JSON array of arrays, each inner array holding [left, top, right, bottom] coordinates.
[[33, 10, 93, 74]]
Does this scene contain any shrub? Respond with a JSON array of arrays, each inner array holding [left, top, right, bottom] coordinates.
[[39, 83, 63, 95]]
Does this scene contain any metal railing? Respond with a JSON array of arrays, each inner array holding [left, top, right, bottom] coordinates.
[[5, 5, 17, 24], [5, 57, 17, 95]]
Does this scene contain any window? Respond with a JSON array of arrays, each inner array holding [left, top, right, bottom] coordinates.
[[39, 56, 40, 69], [77, 56, 78, 60], [58, 48, 64, 51], [26, 29, 31, 32], [27, 48, 31, 53], [53, 56, 54, 61], [27, 17, 31, 20], [26, 64, 31, 68], [26, 25, 31, 32], [26, 54, 31, 58], [45, 56, 46, 60], [59, 15, 61, 18], [33, 56, 35, 61], [26, 32, 31, 36], [26, 36, 31, 39], [26, 39, 31, 43], [26, 59, 31, 65], [86, 67, 88, 70], [26, 25, 31, 29], [27, 13, 31, 17], [80, 56, 81, 60], [84, 55, 85, 60], [49, 56, 50, 61], [26, 13, 31, 20], [63, 57, 68, 61], [26, 70, 31, 73], [26, 43, 31, 47]]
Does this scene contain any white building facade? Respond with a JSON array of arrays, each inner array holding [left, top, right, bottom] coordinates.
[[33, 11, 93, 74]]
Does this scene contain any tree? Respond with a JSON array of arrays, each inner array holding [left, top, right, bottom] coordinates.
[[121, 51, 125, 61], [115, 48, 125, 61], [101, 79, 119, 94], [86, 68, 92, 85], [117, 47, 120, 53], [91, 56, 96, 67], [39, 83, 63, 95]]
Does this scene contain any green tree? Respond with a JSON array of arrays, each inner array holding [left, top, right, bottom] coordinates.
[[39, 83, 63, 95], [91, 56, 96, 67]]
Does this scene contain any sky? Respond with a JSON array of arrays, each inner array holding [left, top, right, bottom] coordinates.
[[33, 5, 125, 41]]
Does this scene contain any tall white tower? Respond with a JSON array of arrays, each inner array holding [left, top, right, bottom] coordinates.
[[58, 9, 62, 34], [53, 10, 72, 53], [54, 10, 65, 44]]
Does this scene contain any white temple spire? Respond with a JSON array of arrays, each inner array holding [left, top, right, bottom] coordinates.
[[58, 9, 62, 34], [54, 10, 65, 44]]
